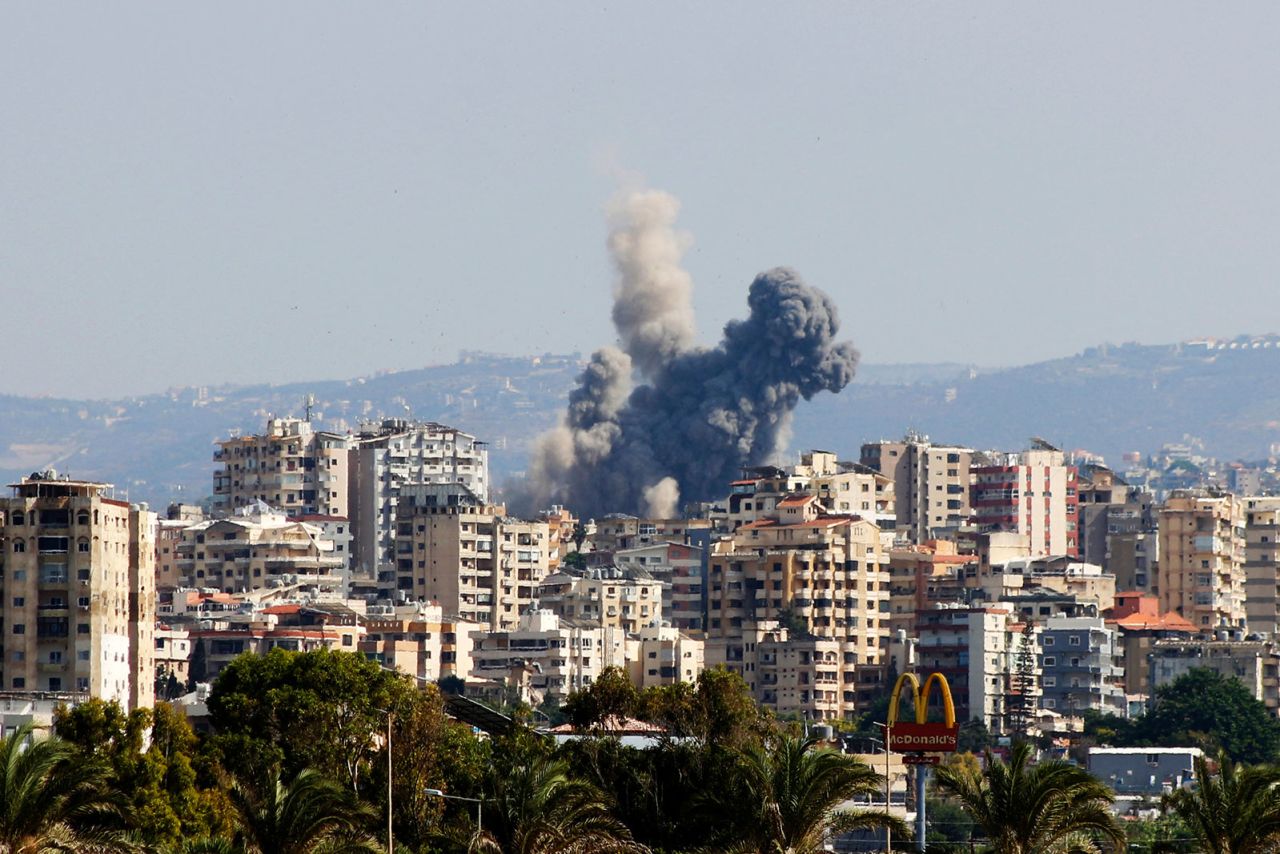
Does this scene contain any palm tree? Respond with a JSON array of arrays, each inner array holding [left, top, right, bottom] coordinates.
[[1163, 753, 1280, 854], [933, 742, 1125, 854], [227, 767, 380, 854], [0, 722, 130, 854], [709, 734, 906, 854], [467, 754, 645, 854]]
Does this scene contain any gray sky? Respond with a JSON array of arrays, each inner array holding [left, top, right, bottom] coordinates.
[[3, 3, 1278, 399]]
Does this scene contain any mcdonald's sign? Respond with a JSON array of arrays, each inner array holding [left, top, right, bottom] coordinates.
[[886, 672, 960, 753]]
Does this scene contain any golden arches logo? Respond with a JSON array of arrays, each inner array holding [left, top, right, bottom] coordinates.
[[886, 672, 960, 754], [888, 671, 956, 726]]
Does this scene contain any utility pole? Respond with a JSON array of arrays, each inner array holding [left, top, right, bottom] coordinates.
[[386, 710, 393, 854], [876, 722, 892, 853]]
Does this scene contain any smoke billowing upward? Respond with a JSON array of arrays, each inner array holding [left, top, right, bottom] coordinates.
[[518, 188, 859, 519]]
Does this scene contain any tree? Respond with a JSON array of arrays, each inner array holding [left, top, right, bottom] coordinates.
[[1133, 669, 1280, 764], [638, 667, 770, 746], [208, 647, 411, 791], [933, 742, 1126, 854], [188, 638, 209, 689], [227, 767, 379, 854], [706, 734, 906, 854], [468, 753, 645, 854], [562, 667, 639, 729], [55, 700, 230, 847], [0, 722, 129, 853], [1163, 753, 1280, 854], [1007, 622, 1037, 740]]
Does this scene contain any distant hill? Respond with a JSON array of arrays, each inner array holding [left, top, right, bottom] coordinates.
[[4, 337, 1280, 508]]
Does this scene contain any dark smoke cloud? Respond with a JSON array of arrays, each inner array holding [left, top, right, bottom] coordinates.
[[518, 189, 858, 519]]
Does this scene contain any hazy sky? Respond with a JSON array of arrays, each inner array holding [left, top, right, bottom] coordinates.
[[3, 3, 1278, 399]]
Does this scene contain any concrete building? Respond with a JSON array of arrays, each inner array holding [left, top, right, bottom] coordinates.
[[633, 621, 704, 688], [981, 556, 1116, 613], [1105, 593, 1195, 697], [860, 432, 973, 542], [1088, 747, 1202, 798], [359, 601, 479, 683], [887, 541, 974, 636], [155, 625, 192, 692], [468, 609, 631, 704], [1149, 637, 1280, 714], [1039, 615, 1125, 715], [1075, 466, 1158, 592], [0, 472, 156, 711], [971, 445, 1079, 558], [536, 567, 663, 635], [173, 503, 346, 597], [214, 417, 351, 518], [392, 484, 550, 631], [348, 419, 490, 580], [1158, 491, 1246, 631], [914, 604, 1041, 734], [1244, 496, 1280, 636], [614, 540, 705, 632]]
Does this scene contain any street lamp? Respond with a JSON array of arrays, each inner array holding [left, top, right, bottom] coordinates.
[[374, 707, 394, 854], [875, 721, 893, 853], [424, 789, 486, 840]]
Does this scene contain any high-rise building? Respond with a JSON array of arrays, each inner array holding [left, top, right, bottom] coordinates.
[[1157, 491, 1246, 631], [0, 473, 156, 711], [1243, 496, 1280, 636], [971, 444, 1079, 558], [392, 484, 550, 631], [349, 419, 490, 582], [704, 494, 890, 719], [214, 418, 351, 518], [860, 432, 972, 542]]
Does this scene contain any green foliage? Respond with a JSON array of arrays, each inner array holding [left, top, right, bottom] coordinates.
[[226, 767, 379, 854], [933, 741, 1126, 854], [1126, 811, 1195, 854], [702, 734, 906, 854], [54, 699, 228, 847], [562, 667, 640, 729], [1164, 753, 1280, 854], [0, 722, 130, 853], [207, 647, 411, 791], [562, 550, 587, 570], [1086, 669, 1280, 764]]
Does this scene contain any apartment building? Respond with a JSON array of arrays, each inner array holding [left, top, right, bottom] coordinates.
[[982, 556, 1116, 613], [392, 484, 550, 631], [0, 473, 156, 711], [792, 451, 896, 528], [860, 432, 972, 542], [1244, 496, 1280, 636], [349, 419, 489, 580], [1157, 491, 1246, 630], [1105, 593, 1195, 697], [173, 503, 346, 597], [971, 445, 1079, 558], [887, 541, 974, 636], [1149, 637, 1280, 714], [536, 567, 663, 634], [1076, 466, 1158, 589], [632, 621, 704, 689], [590, 516, 712, 556], [155, 625, 192, 690], [706, 495, 889, 664], [468, 609, 632, 704], [214, 417, 351, 517], [1039, 615, 1125, 715], [359, 601, 479, 683], [914, 604, 1040, 734], [614, 541, 705, 632]]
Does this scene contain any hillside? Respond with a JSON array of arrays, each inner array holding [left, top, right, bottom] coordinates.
[[3, 338, 1279, 507]]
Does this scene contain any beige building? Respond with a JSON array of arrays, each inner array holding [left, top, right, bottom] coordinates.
[[155, 624, 192, 691], [860, 432, 973, 542], [1149, 637, 1280, 713], [174, 503, 346, 597], [590, 516, 712, 556], [1158, 491, 1246, 631], [1244, 496, 1280, 636], [705, 495, 890, 719], [359, 601, 478, 683], [614, 541, 705, 632], [468, 609, 632, 704], [0, 473, 156, 711], [537, 567, 663, 635], [887, 540, 974, 636], [392, 484, 550, 631], [981, 556, 1117, 613], [214, 417, 351, 518], [632, 621, 704, 688]]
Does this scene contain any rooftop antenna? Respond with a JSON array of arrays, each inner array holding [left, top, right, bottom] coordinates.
[[304, 394, 316, 422]]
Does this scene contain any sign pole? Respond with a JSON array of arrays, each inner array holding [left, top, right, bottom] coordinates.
[[915, 764, 927, 852]]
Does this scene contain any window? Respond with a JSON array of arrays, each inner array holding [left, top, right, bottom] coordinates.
[[1043, 636, 1055, 646], [12, 541, 24, 553], [1043, 676, 1056, 687], [1068, 635, 1082, 647], [11, 624, 23, 635], [1043, 656, 1056, 666]]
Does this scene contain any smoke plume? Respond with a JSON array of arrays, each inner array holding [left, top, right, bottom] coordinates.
[[520, 188, 859, 519]]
